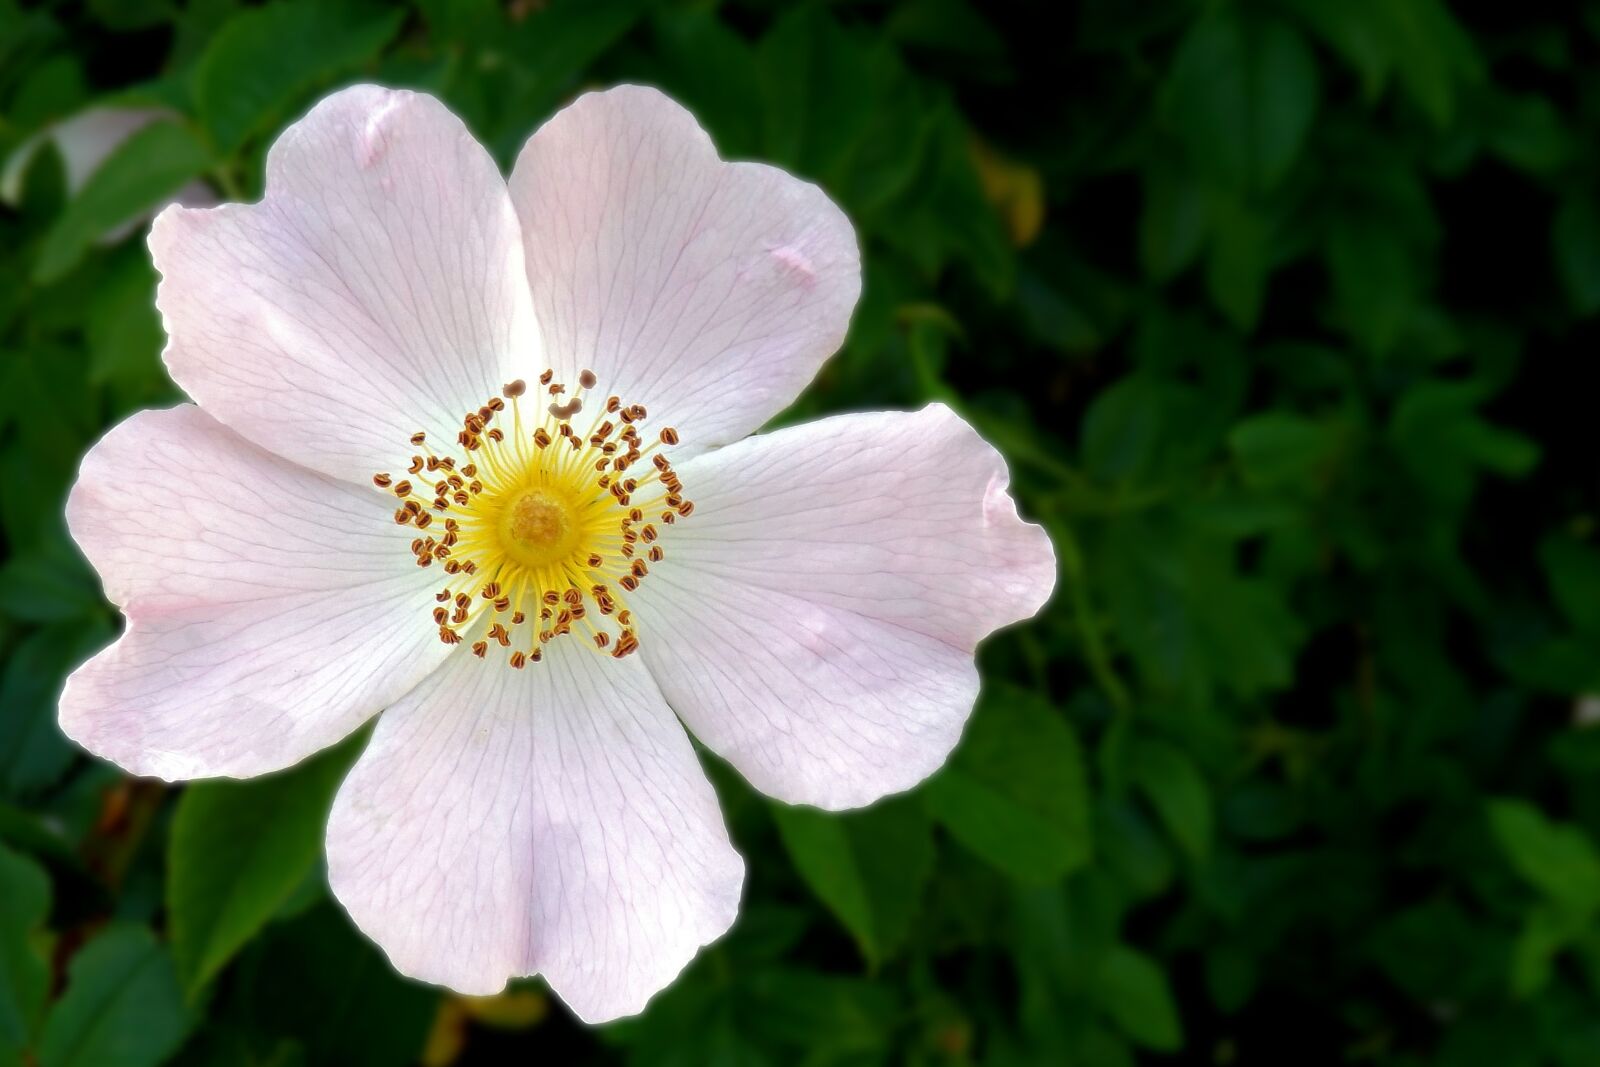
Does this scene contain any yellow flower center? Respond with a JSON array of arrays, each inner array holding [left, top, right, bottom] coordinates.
[[371, 370, 691, 668]]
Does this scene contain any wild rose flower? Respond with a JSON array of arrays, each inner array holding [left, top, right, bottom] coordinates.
[[59, 85, 1056, 1022]]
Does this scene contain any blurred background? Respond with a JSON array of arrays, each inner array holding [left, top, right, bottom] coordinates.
[[1, 0, 1597, 1064]]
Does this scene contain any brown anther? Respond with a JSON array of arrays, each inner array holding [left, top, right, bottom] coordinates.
[[548, 382, 566, 396], [426, 456, 442, 472], [460, 464, 477, 477], [658, 427, 679, 445], [549, 398, 583, 420], [617, 610, 633, 627], [661, 511, 676, 524], [504, 379, 526, 398], [453, 491, 470, 506], [455, 593, 471, 609], [512, 611, 526, 624], [606, 395, 621, 413], [488, 428, 504, 442], [621, 544, 635, 558], [677, 501, 695, 516], [435, 589, 451, 603], [489, 624, 511, 647], [539, 369, 554, 385], [641, 525, 657, 543], [488, 397, 505, 412], [472, 641, 488, 658], [629, 507, 643, 522], [373, 473, 393, 488], [653, 454, 671, 471], [542, 591, 560, 605], [481, 583, 502, 599], [594, 632, 611, 649], [649, 545, 665, 562], [619, 575, 639, 591], [444, 560, 462, 573], [393, 480, 412, 497], [411, 538, 425, 554], [409, 457, 425, 474], [510, 651, 527, 669], [533, 429, 552, 449], [494, 596, 511, 612], [530, 648, 543, 663], [439, 625, 461, 645], [433, 607, 448, 624], [564, 588, 582, 607], [628, 404, 647, 420], [415, 511, 433, 528], [579, 369, 598, 389], [631, 560, 649, 578], [451, 607, 467, 624], [587, 553, 604, 568], [411, 432, 427, 445]]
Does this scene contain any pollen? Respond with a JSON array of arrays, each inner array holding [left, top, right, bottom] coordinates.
[[374, 369, 691, 667]]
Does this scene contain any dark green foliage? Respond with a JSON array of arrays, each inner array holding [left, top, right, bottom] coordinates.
[[0, 0, 1597, 1063]]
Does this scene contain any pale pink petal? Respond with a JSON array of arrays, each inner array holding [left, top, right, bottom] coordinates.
[[326, 638, 744, 1022], [632, 404, 1056, 810], [60, 405, 449, 780], [150, 85, 539, 483], [508, 85, 859, 459]]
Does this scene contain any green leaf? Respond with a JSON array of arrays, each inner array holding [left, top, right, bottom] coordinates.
[[1228, 412, 1342, 489], [772, 796, 934, 965], [0, 844, 51, 1064], [230, 904, 434, 1067], [1128, 737, 1213, 863], [0, 618, 114, 797], [190, 0, 404, 156], [168, 734, 364, 996], [925, 688, 1092, 883], [1487, 799, 1600, 915], [1539, 533, 1600, 636], [1326, 219, 1418, 357], [31, 119, 212, 284], [36, 924, 192, 1067], [1094, 945, 1184, 1052], [1161, 9, 1320, 192], [1554, 194, 1600, 316], [1139, 166, 1207, 282], [1204, 192, 1272, 331]]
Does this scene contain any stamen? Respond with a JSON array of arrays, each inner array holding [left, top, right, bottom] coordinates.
[[373, 373, 688, 668]]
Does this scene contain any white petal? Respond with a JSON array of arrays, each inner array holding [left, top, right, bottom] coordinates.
[[633, 404, 1057, 810], [326, 637, 744, 1023], [60, 405, 449, 780], [150, 85, 538, 483], [508, 85, 860, 458]]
